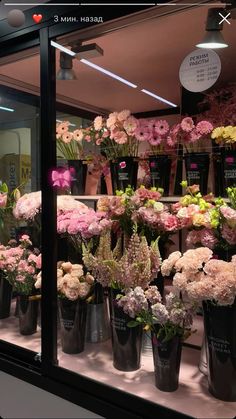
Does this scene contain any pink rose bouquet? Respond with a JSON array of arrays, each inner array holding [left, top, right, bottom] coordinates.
[[0, 235, 41, 295]]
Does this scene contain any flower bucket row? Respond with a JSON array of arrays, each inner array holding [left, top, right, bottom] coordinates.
[[56, 113, 236, 196]]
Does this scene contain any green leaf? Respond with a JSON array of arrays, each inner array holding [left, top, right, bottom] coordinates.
[[127, 320, 140, 328], [0, 183, 8, 193]]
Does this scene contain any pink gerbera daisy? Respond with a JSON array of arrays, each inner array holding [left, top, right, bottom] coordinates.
[[154, 120, 169, 136], [135, 127, 151, 142], [148, 133, 162, 146]]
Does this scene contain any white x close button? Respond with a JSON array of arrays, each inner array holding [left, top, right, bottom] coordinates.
[[219, 12, 231, 25]]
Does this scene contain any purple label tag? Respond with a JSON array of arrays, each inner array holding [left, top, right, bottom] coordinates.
[[150, 162, 156, 168], [190, 163, 198, 169], [225, 157, 234, 164], [119, 161, 126, 169]]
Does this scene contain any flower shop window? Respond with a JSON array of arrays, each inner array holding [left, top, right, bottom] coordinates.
[[49, 5, 236, 418], [0, 47, 42, 355]]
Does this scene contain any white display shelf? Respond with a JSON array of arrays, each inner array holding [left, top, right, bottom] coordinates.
[[0, 305, 235, 419]]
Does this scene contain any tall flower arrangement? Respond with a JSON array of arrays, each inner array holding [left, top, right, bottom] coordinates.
[[83, 229, 161, 290], [80, 110, 141, 159], [97, 186, 181, 249], [171, 117, 213, 152], [56, 121, 91, 160]]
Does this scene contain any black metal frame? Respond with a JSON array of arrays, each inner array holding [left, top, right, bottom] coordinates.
[[0, 4, 203, 418]]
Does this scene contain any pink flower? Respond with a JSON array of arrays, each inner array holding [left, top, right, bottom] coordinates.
[[189, 129, 201, 143], [0, 193, 7, 208], [181, 117, 194, 132], [94, 116, 103, 130], [117, 109, 131, 122], [56, 121, 69, 136], [196, 121, 213, 135], [154, 120, 169, 136], [62, 132, 73, 144], [84, 135, 92, 142], [123, 116, 139, 134], [220, 205, 236, 228], [222, 224, 236, 245], [107, 112, 118, 129], [73, 129, 83, 142], [113, 131, 128, 145], [148, 133, 162, 146], [160, 213, 179, 231], [200, 229, 218, 249], [135, 127, 151, 142]]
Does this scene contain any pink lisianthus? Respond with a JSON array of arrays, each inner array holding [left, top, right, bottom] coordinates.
[[200, 229, 218, 249], [221, 223, 236, 245], [220, 205, 236, 228], [159, 213, 179, 231]]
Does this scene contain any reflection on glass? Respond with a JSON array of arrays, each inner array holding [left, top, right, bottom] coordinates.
[[0, 50, 41, 354]]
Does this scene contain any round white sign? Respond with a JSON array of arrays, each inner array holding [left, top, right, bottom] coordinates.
[[179, 49, 221, 93]]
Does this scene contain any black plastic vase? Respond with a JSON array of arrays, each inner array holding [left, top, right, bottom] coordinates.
[[109, 288, 143, 371], [68, 160, 87, 195], [0, 272, 12, 319], [59, 298, 87, 354], [148, 155, 172, 196], [18, 295, 39, 335], [221, 149, 236, 193], [184, 152, 210, 195], [203, 300, 236, 401], [110, 157, 138, 194], [152, 332, 182, 392]]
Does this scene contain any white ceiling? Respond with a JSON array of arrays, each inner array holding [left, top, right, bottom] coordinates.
[[0, 5, 235, 114]]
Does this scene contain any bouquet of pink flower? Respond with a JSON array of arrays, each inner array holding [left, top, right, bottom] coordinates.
[[83, 229, 161, 289], [55, 261, 94, 301], [13, 191, 88, 222], [97, 186, 181, 249], [161, 248, 236, 306], [117, 285, 195, 342], [0, 235, 41, 295], [57, 207, 111, 252], [171, 117, 213, 152], [137, 118, 177, 155], [80, 110, 142, 159], [56, 120, 92, 160]]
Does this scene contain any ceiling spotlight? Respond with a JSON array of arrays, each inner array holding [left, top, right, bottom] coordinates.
[[56, 52, 77, 80], [196, 8, 229, 49]]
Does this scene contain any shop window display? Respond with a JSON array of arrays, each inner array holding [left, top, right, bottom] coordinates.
[[0, 2, 236, 418]]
